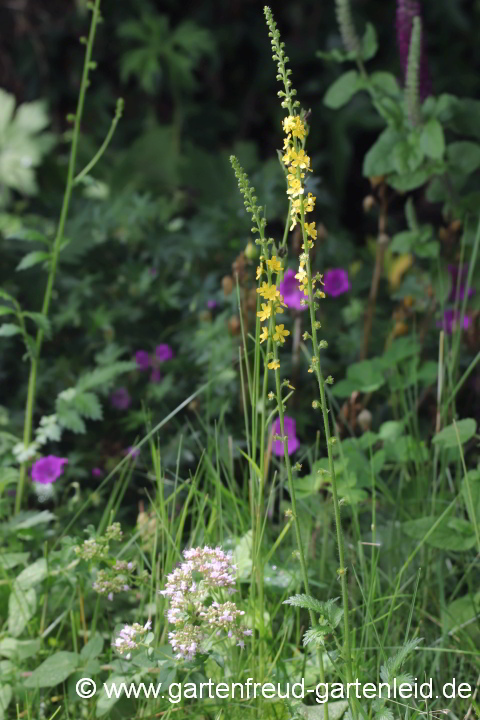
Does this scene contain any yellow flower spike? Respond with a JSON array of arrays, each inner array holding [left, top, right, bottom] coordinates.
[[283, 115, 306, 140], [291, 149, 311, 171], [257, 303, 272, 322], [259, 326, 269, 344], [273, 324, 290, 344], [295, 265, 307, 283], [267, 255, 282, 273], [257, 284, 279, 301], [268, 359, 280, 370]]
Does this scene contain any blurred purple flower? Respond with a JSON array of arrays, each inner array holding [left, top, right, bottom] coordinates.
[[207, 299, 218, 310], [438, 309, 471, 334], [135, 350, 150, 371], [279, 268, 306, 311], [324, 268, 350, 297], [92, 467, 104, 478], [447, 264, 474, 301], [272, 416, 300, 456], [31, 455, 68, 485], [125, 446, 140, 459], [110, 387, 131, 410], [396, 0, 431, 100], [155, 344, 174, 362], [149, 267, 158, 277], [150, 368, 162, 383]]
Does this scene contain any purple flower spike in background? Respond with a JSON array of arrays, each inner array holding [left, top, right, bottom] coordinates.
[[272, 416, 300, 456], [396, 0, 431, 100], [135, 350, 150, 371], [438, 309, 471, 334], [155, 344, 174, 362], [31, 455, 68, 484], [150, 368, 162, 383], [110, 387, 131, 410], [324, 268, 350, 297], [279, 268, 307, 311], [447, 264, 475, 301]]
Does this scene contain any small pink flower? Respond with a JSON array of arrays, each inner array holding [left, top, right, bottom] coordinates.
[[135, 350, 150, 371], [279, 268, 307, 311], [155, 344, 174, 362], [207, 299, 218, 310], [324, 268, 350, 297], [31, 455, 68, 485], [125, 446, 140, 459], [92, 467, 104, 478], [272, 416, 300, 456]]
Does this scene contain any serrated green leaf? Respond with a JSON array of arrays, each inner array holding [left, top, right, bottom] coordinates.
[[403, 516, 476, 551], [23, 312, 51, 335], [74, 392, 103, 421], [76, 361, 136, 392], [16, 251, 50, 271], [324, 70, 362, 110], [420, 118, 445, 160], [25, 651, 79, 688]]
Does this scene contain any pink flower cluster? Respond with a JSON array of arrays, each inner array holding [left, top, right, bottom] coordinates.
[[160, 546, 250, 661], [113, 620, 152, 656]]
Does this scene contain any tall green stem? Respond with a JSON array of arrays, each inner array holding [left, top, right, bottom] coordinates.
[[15, 0, 103, 514]]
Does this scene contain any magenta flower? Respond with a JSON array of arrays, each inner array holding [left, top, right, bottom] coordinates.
[[135, 350, 150, 371], [396, 0, 431, 100], [279, 268, 307, 311], [110, 387, 131, 410], [155, 344, 174, 362], [31, 455, 68, 485], [324, 268, 350, 297], [92, 467, 104, 478], [150, 368, 162, 383], [438, 309, 471, 334], [447, 264, 474, 301], [125, 446, 140, 459], [272, 416, 300, 457], [207, 299, 218, 310]]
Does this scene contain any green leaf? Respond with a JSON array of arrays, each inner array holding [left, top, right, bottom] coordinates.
[[461, 469, 480, 526], [388, 167, 432, 192], [0, 553, 29, 570], [364, 127, 400, 177], [432, 418, 476, 449], [96, 675, 127, 717], [0, 324, 21, 337], [447, 141, 480, 175], [15, 559, 47, 590], [8, 585, 36, 637], [0, 684, 12, 720], [295, 701, 348, 720], [80, 633, 104, 661], [16, 251, 50, 271], [0, 307, 14, 317], [25, 651, 79, 688], [7, 228, 50, 244], [0, 638, 41, 661], [9, 510, 55, 530], [76, 361, 136, 392], [324, 70, 362, 110], [361, 23, 378, 61], [403, 516, 476, 551], [420, 118, 445, 160], [74, 392, 103, 421], [23, 312, 51, 335]]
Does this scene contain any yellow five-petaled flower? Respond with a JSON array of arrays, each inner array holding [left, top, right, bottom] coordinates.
[[273, 324, 290, 344], [256, 282, 279, 302], [260, 327, 269, 344], [257, 303, 272, 322], [268, 359, 280, 370], [267, 255, 282, 274]]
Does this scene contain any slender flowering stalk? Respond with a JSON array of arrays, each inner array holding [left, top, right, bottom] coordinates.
[[405, 16, 423, 126], [396, 0, 431, 101], [264, 6, 356, 708], [335, 0, 361, 55], [15, 0, 122, 513]]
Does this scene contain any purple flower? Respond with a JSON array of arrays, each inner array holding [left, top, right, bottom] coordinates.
[[149, 267, 158, 277], [324, 268, 350, 297], [272, 416, 300, 457], [135, 350, 150, 371], [396, 0, 431, 101], [447, 264, 475, 301], [438, 309, 471, 334], [155, 344, 174, 362], [207, 299, 218, 310], [92, 467, 104, 478], [110, 387, 131, 410], [125, 446, 140, 459], [150, 368, 162, 383], [31, 455, 68, 485], [279, 268, 307, 311]]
